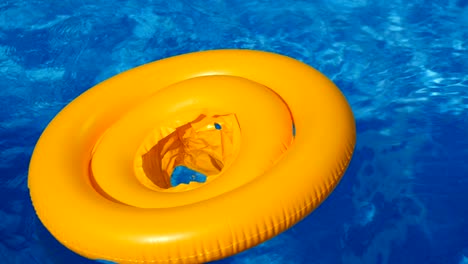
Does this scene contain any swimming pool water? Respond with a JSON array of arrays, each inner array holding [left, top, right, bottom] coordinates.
[[1, 0, 467, 263]]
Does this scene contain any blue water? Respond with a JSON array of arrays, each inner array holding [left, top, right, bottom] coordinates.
[[171, 166, 207, 187], [1, 0, 467, 263]]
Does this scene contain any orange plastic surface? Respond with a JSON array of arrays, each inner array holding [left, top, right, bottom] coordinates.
[[28, 49, 356, 263]]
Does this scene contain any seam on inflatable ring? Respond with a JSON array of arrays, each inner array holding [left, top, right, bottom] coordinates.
[[31, 139, 355, 263]]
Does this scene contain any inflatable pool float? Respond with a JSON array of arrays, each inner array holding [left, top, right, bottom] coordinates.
[[28, 49, 356, 263]]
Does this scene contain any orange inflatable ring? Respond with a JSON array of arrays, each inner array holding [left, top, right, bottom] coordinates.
[[28, 49, 356, 263]]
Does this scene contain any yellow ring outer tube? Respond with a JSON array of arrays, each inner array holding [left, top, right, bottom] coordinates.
[[28, 49, 356, 263]]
